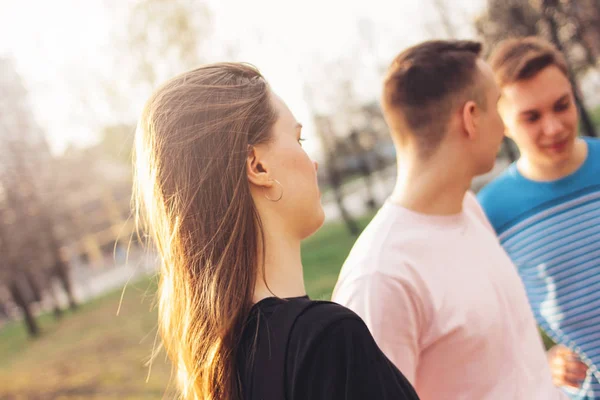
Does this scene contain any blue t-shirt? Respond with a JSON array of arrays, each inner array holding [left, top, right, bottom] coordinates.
[[478, 137, 600, 400]]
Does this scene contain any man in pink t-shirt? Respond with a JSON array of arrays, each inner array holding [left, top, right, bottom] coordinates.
[[333, 40, 565, 400]]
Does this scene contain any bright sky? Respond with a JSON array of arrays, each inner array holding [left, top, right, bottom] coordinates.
[[0, 0, 484, 158]]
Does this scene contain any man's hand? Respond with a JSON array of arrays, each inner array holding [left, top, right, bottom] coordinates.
[[548, 345, 588, 389]]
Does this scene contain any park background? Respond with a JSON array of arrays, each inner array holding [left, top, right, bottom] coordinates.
[[2, 0, 600, 398]]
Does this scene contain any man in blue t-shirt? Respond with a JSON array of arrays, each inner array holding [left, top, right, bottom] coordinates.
[[478, 37, 600, 399]]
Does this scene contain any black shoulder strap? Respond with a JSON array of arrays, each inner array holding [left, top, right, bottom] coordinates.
[[251, 298, 321, 400]]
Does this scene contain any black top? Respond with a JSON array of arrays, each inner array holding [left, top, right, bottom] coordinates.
[[237, 296, 420, 400]]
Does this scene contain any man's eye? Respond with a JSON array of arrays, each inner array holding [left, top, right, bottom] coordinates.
[[556, 101, 570, 112]]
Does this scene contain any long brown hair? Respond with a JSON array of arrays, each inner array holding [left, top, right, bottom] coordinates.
[[133, 63, 278, 399]]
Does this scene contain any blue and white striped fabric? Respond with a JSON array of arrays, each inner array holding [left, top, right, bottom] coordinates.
[[478, 137, 600, 400]]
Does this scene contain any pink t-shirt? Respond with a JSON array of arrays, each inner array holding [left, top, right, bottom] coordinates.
[[332, 192, 565, 400]]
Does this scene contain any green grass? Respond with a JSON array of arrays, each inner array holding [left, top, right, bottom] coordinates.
[[0, 212, 375, 399], [0, 276, 175, 399], [302, 213, 375, 300]]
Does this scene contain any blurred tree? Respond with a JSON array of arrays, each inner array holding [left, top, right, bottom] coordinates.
[[91, 0, 216, 166], [302, 61, 362, 235], [301, 36, 392, 230], [432, 0, 458, 38], [7, 279, 39, 337], [312, 114, 360, 236], [475, 0, 540, 50], [0, 184, 42, 336], [426, 0, 474, 39], [4, 137, 78, 315], [539, 0, 597, 137], [126, 0, 213, 90], [98, 123, 136, 164], [557, 0, 600, 68], [0, 58, 76, 335], [348, 130, 378, 211]]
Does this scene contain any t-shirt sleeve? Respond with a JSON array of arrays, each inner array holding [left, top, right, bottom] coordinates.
[[291, 317, 420, 400], [333, 272, 425, 385]]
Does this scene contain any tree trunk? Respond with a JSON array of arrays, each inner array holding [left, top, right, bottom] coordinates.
[[332, 187, 360, 236], [349, 132, 378, 211], [361, 173, 378, 211], [53, 304, 64, 319], [48, 282, 64, 319], [54, 261, 78, 310], [25, 269, 43, 303], [326, 155, 360, 236], [9, 280, 40, 337]]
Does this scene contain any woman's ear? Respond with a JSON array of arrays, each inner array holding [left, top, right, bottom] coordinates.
[[247, 145, 273, 189]]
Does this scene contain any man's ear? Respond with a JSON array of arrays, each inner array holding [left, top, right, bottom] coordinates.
[[247, 145, 273, 189], [461, 100, 479, 141]]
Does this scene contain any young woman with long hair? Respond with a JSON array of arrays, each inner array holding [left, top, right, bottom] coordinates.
[[133, 62, 419, 400]]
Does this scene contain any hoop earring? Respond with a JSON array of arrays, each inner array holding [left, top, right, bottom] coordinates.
[[264, 179, 283, 202]]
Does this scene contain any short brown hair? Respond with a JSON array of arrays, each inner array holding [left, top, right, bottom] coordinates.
[[489, 36, 569, 87], [382, 40, 485, 157]]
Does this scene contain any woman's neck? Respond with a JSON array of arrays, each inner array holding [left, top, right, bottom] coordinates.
[[253, 231, 306, 303]]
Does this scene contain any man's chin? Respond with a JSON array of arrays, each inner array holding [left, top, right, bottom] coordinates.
[[475, 160, 496, 177]]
